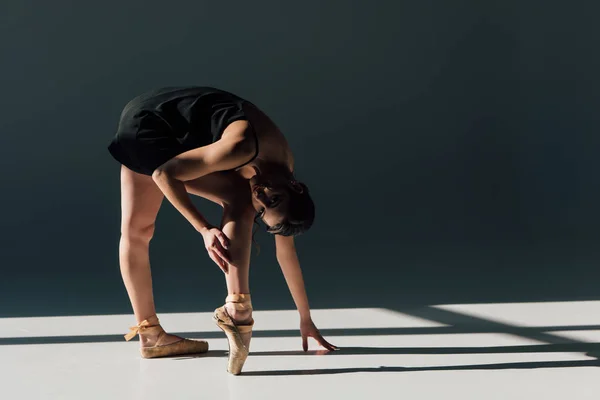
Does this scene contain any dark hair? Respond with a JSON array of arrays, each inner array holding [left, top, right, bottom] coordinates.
[[251, 182, 314, 246], [249, 181, 315, 256], [268, 182, 314, 236]]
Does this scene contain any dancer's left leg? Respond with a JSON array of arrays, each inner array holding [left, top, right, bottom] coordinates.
[[184, 171, 256, 375]]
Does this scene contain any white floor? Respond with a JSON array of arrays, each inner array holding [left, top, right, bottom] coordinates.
[[1, 302, 599, 400]]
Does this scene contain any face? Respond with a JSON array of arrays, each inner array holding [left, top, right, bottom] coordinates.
[[251, 183, 290, 227]]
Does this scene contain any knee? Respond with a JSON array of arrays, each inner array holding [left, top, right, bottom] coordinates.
[[120, 221, 156, 243]]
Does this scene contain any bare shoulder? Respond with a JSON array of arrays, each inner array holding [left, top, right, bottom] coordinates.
[[221, 119, 257, 156], [221, 120, 252, 141]]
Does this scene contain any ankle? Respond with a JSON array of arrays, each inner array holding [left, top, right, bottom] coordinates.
[[138, 324, 163, 346], [139, 332, 158, 346], [225, 305, 252, 324]]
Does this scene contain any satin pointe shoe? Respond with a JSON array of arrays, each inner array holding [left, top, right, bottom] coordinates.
[[124, 315, 209, 359], [213, 294, 254, 375]]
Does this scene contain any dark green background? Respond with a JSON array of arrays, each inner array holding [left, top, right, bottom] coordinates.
[[2, 1, 599, 317]]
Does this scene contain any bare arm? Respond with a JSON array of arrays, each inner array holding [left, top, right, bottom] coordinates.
[[275, 234, 311, 320], [275, 234, 338, 351], [151, 120, 255, 233]]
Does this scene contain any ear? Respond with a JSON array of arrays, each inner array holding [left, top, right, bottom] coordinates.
[[289, 180, 304, 194]]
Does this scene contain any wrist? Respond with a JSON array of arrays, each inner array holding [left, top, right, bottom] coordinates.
[[196, 224, 212, 234], [299, 309, 311, 321]]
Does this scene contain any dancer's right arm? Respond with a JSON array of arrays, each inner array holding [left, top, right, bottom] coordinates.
[[151, 170, 232, 271], [151, 120, 256, 269], [152, 121, 254, 230]]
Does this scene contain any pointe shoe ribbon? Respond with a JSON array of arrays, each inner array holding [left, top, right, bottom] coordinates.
[[226, 294, 253, 311], [124, 315, 160, 341]]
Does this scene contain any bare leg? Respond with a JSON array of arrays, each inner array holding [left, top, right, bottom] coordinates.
[[221, 204, 255, 302], [119, 165, 180, 347], [184, 172, 256, 346], [120, 164, 255, 352], [186, 173, 256, 375], [221, 204, 255, 348]]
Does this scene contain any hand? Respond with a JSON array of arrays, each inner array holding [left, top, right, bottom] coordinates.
[[200, 226, 232, 273], [300, 318, 339, 352]]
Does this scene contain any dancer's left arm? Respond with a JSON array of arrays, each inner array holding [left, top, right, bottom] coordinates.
[[275, 234, 339, 352]]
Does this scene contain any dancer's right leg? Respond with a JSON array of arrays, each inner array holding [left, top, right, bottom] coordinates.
[[119, 165, 181, 347]]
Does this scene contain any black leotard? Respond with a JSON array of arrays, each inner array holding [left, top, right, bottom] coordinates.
[[107, 86, 258, 176]]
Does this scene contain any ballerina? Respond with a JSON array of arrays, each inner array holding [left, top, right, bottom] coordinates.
[[108, 86, 337, 375]]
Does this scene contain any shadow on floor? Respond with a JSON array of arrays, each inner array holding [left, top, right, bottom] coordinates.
[[246, 343, 600, 357], [239, 359, 600, 376], [2, 324, 599, 346], [170, 344, 600, 365]]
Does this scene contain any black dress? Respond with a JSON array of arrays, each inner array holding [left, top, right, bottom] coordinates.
[[107, 86, 258, 176]]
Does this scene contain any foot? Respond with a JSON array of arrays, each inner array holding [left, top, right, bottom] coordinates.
[[139, 330, 182, 348]]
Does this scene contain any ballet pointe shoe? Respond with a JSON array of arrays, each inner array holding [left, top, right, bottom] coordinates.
[[124, 315, 209, 359], [213, 294, 254, 375]]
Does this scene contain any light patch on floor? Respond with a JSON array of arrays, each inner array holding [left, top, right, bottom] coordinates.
[[434, 301, 600, 327], [1, 304, 599, 400]]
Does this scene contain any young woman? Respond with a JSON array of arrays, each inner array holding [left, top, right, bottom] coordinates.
[[107, 87, 337, 375]]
